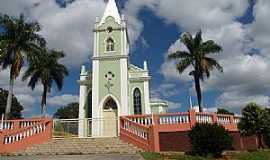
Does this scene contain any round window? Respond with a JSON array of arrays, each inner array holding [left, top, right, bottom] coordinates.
[[107, 27, 113, 33]]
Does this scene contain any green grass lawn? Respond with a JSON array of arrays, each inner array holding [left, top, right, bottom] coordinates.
[[232, 151, 270, 160], [141, 150, 270, 160]]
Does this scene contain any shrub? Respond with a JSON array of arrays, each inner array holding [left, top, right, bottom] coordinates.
[[238, 103, 270, 149], [188, 123, 233, 158], [264, 132, 270, 148]]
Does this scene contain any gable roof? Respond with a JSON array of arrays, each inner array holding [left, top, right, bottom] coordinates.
[[129, 64, 144, 72]]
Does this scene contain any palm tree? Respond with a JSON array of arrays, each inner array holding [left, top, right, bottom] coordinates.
[[168, 30, 223, 112], [22, 49, 68, 116], [0, 14, 45, 118]]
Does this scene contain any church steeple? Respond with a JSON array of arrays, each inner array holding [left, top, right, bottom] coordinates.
[[100, 0, 121, 25]]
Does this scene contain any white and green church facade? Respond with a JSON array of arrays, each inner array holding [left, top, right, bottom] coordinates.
[[78, 0, 168, 137]]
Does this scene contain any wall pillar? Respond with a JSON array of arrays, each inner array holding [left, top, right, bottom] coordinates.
[[144, 61, 151, 114], [149, 114, 160, 152], [212, 113, 218, 123], [92, 60, 100, 137], [189, 109, 196, 128], [78, 65, 88, 138]]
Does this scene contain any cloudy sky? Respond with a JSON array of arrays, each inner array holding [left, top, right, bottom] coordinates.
[[0, 0, 269, 117]]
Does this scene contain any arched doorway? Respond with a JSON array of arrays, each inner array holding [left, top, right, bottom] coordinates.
[[102, 97, 118, 137]]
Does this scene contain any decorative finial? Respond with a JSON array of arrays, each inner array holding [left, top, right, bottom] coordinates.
[[144, 61, 148, 70], [189, 96, 193, 109], [81, 65, 86, 75]]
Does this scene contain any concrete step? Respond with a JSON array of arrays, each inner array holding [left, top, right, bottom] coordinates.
[[7, 138, 142, 156]]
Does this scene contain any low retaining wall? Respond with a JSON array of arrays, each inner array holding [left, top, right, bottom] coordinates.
[[120, 111, 262, 152], [159, 131, 258, 152]]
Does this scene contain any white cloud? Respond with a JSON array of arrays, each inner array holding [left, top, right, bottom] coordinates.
[[216, 92, 270, 109], [249, 0, 270, 61], [16, 94, 36, 113], [151, 97, 181, 112], [0, 0, 42, 16], [122, 0, 156, 46], [0, 68, 43, 95], [150, 83, 181, 112], [151, 83, 179, 98], [0, 67, 43, 111], [29, 0, 106, 66], [160, 39, 193, 82], [2, 0, 270, 112], [47, 94, 79, 107], [155, 1, 270, 110], [0, 0, 154, 66]]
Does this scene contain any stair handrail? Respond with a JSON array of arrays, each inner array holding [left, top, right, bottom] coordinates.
[[0, 118, 53, 154]]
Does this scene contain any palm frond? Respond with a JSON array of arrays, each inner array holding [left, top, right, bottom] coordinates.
[[167, 51, 191, 61], [194, 30, 202, 47], [0, 13, 46, 81], [201, 40, 222, 54], [203, 57, 223, 73], [181, 32, 195, 53], [176, 58, 193, 74]]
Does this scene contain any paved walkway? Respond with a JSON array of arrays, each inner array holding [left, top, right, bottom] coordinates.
[[0, 154, 144, 160]]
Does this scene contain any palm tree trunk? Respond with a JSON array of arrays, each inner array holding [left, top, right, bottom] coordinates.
[[41, 85, 47, 117], [194, 72, 203, 112], [5, 79, 14, 120]]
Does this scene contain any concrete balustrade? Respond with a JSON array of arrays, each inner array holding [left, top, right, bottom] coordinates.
[[1, 122, 14, 130], [120, 109, 241, 152], [122, 118, 149, 140], [196, 114, 213, 123], [0, 118, 52, 154], [217, 115, 231, 124], [159, 114, 190, 124], [126, 115, 153, 125]]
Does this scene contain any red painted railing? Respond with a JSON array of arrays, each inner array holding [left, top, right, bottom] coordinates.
[[0, 118, 53, 154], [120, 109, 241, 152]]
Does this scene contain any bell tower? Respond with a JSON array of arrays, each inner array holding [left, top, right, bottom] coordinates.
[[92, 0, 129, 137]]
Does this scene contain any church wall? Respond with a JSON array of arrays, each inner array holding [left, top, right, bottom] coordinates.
[[98, 60, 121, 107], [128, 81, 145, 115]]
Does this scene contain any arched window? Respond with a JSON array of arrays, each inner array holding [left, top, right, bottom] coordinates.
[[133, 88, 142, 115], [106, 37, 114, 52], [104, 97, 117, 110]]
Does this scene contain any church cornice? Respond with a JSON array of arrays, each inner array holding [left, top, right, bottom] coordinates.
[[129, 76, 151, 82], [93, 27, 126, 33], [92, 55, 128, 60], [77, 79, 92, 86]]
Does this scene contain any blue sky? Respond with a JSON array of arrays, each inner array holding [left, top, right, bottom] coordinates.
[[1, 0, 270, 117]]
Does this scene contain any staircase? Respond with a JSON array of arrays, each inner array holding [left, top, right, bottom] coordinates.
[[7, 138, 142, 156]]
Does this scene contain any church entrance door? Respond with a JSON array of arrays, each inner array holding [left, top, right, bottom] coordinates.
[[102, 97, 118, 137]]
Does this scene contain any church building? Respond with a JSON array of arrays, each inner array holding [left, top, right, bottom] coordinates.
[[78, 0, 168, 137]]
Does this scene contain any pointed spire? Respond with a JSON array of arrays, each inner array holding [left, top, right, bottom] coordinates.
[[100, 0, 121, 25]]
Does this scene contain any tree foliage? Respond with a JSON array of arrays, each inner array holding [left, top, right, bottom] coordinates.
[[238, 102, 270, 149], [216, 108, 234, 115], [0, 14, 45, 117], [167, 30, 223, 112], [0, 88, 23, 119], [264, 132, 270, 148], [53, 102, 79, 119], [188, 123, 233, 158], [22, 49, 68, 116]]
